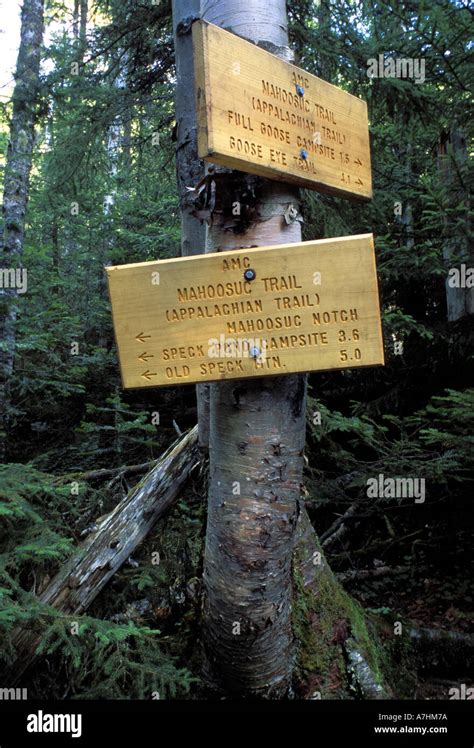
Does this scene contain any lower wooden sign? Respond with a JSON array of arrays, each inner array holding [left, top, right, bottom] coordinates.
[[106, 234, 384, 389]]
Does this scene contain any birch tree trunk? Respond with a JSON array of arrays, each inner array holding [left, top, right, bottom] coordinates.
[[0, 0, 45, 460], [172, 0, 210, 451], [200, 0, 307, 697]]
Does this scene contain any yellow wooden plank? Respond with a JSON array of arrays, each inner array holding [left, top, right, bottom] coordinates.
[[193, 20, 372, 201], [106, 234, 384, 389]]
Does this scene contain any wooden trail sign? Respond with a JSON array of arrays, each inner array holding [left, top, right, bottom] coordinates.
[[106, 234, 384, 389], [193, 20, 372, 201]]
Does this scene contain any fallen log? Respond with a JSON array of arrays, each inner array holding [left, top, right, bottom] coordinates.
[[5, 426, 199, 684], [337, 566, 409, 584], [409, 626, 474, 675]]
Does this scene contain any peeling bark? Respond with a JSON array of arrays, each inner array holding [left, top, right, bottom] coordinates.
[[201, 0, 292, 57], [203, 375, 307, 696], [344, 639, 386, 700], [200, 0, 307, 697], [4, 427, 198, 684]]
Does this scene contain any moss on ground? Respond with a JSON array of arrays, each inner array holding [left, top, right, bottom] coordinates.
[[292, 532, 391, 699]]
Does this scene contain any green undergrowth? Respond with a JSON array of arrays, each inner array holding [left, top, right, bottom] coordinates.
[[292, 537, 389, 699], [0, 462, 205, 699]]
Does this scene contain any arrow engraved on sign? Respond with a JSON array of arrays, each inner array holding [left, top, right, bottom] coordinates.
[[141, 370, 157, 381], [136, 332, 151, 344], [354, 158, 362, 166], [138, 352, 154, 363], [355, 178, 363, 185]]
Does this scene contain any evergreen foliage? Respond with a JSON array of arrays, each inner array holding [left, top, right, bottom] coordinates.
[[0, 0, 472, 698]]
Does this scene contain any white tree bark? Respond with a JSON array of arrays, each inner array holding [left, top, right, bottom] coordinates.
[[200, 0, 307, 697]]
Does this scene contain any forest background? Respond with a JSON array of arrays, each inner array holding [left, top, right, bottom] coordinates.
[[0, 0, 472, 700]]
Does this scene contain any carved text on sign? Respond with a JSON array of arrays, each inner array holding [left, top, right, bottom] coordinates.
[[106, 234, 384, 388], [193, 21, 372, 200]]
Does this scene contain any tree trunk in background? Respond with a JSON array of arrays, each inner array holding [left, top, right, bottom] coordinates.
[[438, 126, 473, 321], [73, 0, 87, 56], [73, 0, 79, 39], [80, 0, 88, 52], [172, 0, 210, 452], [401, 121, 415, 252], [318, 0, 332, 81], [200, 0, 306, 697], [0, 0, 45, 460]]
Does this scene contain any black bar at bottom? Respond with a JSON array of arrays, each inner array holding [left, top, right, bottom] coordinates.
[[0, 699, 472, 746]]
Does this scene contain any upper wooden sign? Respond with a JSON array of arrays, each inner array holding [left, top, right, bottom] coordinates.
[[193, 20, 372, 201], [106, 234, 384, 389]]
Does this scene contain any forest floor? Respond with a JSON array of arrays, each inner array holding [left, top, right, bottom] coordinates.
[[2, 443, 471, 700], [108, 470, 472, 700]]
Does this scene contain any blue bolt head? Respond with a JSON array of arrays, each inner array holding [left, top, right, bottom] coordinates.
[[300, 148, 309, 160], [250, 346, 261, 359], [244, 268, 256, 281], [296, 84, 305, 96]]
